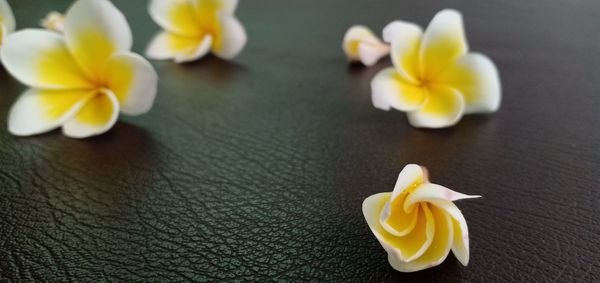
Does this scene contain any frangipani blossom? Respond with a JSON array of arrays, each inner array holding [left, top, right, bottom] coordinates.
[[363, 164, 480, 272], [372, 9, 501, 128], [0, 0, 158, 138], [40, 11, 66, 33], [0, 0, 15, 46], [146, 0, 247, 63], [343, 25, 390, 66]]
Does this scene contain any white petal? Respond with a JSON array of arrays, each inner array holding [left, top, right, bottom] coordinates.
[[104, 52, 158, 115], [146, 31, 212, 62], [371, 68, 427, 112], [407, 86, 465, 128], [0, 29, 93, 90], [343, 25, 388, 66], [358, 43, 389, 67], [149, 0, 200, 37], [430, 200, 472, 266], [404, 183, 481, 211], [64, 0, 133, 78], [437, 53, 501, 114], [0, 0, 16, 33], [8, 89, 94, 136], [420, 9, 468, 79], [383, 21, 422, 82], [390, 164, 426, 201], [212, 13, 246, 59], [62, 90, 120, 138]]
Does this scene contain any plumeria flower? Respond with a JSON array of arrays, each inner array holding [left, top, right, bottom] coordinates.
[[0, 0, 15, 46], [0, 0, 158, 138], [372, 9, 501, 128], [40, 11, 66, 33], [146, 0, 247, 63], [343, 25, 390, 66], [363, 164, 480, 272]]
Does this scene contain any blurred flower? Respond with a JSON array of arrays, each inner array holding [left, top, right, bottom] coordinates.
[[342, 25, 390, 66], [363, 164, 480, 272], [372, 9, 501, 128], [1, 0, 158, 138], [0, 0, 15, 46], [146, 0, 247, 63], [40, 11, 65, 33]]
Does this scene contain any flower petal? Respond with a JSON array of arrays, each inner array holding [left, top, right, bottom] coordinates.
[[149, 0, 201, 37], [62, 89, 120, 138], [388, 205, 454, 272], [104, 52, 158, 115], [391, 164, 426, 200], [429, 200, 471, 266], [407, 86, 465, 128], [363, 193, 435, 262], [212, 13, 246, 59], [64, 0, 133, 79], [0, 29, 93, 90], [146, 32, 212, 62], [371, 68, 427, 112], [0, 0, 16, 33], [420, 9, 467, 80], [437, 53, 501, 114], [383, 21, 422, 83], [380, 193, 420, 236], [342, 25, 388, 66], [8, 89, 94, 136], [404, 183, 481, 210]]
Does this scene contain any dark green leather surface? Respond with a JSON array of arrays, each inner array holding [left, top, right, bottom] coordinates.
[[1, 0, 599, 282]]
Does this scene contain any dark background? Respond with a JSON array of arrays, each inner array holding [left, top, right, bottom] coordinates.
[[1, 0, 599, 282]]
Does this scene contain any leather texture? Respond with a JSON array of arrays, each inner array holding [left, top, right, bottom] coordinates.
[[1, 0, 599, 282]]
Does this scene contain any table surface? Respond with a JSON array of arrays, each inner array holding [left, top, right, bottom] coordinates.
[[1, 0, 599, 282]]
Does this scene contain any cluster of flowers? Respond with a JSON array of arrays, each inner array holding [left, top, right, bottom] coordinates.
[[0, 1, 488, 274], [0, 0, 246, 138]]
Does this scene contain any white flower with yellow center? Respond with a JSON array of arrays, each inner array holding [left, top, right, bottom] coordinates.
[[0, 0, 15, 47], [342, 25, 390, 66], [146, 0, 247, 63], [372, 9, 501, 128], [0, 0, 158, 138], [363, 164, 480, 272]]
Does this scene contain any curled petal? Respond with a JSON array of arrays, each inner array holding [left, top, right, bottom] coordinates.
[[371, 68, 427, 112], [388, 206, 454, 272], [104, 52, 158, 115], [62, 90, 120, 138], [213, 14, 247, 59], [64, 0, 133, 79], [8, 89, 94, 136], [363, 193, 434, 262], [380, 193, 420, 236], [431, 200, 472, 266], [0, 0, 15, 33], [437, 53, 501, 114], [0, 29, 93, 89], [391, 164, 426, 200], [40, 12, 65, 33], [149, 0, 201, 37], [407, 86, 465, 128], [146, 32, 212, 62], [405, 183, 481, 210], [383, 21, 422, 83], [343, 25, 389, 66], [420, 9, 467, 79]]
